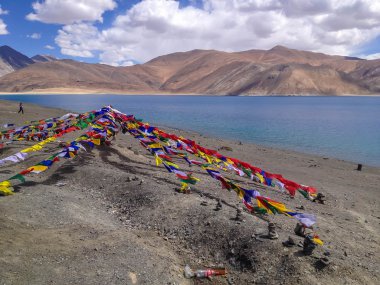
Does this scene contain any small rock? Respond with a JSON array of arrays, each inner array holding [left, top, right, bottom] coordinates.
[[235, 208, 243, 222], [219, 146, 233, 151], [282, 236, 296, 247], [55, 182, 67, 187], [215, 199, 222, 211], [268, 222, 279, 240]]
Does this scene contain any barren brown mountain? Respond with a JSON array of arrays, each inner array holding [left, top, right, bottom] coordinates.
[[0, 45, 379, 95]]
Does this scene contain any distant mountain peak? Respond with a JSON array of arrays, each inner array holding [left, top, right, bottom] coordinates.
[[0, 45, 34, 76], [270, 45, 292, 51], [32, 54, 57, 63], [0, 45, 13, 51]]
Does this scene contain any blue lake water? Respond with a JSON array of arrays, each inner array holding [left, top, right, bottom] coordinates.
[[1, 95, 380, 167]]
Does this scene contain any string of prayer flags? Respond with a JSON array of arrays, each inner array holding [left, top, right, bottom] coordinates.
[[108, 107, 319, 229], [1, 106, 323, 244], [0, 107, 117, 196], [0, 110, 103, 167], [133, 121, 317, 200], [124, 120, 201, 188]]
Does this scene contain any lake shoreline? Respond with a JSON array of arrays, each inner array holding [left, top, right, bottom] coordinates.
[[1, 89, 380, 96]]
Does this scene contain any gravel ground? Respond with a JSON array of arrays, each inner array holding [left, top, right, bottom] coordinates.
[[0, 100, 379, 285]]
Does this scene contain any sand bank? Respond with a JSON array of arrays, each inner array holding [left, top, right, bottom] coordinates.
[[0, 88, 197, 95]]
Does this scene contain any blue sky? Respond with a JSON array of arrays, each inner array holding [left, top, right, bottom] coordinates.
[[0, 0, 379, 65], [0, 0, 141, 62]]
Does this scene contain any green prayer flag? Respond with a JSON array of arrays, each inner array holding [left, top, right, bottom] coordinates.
[[9, 173, 26, 183]]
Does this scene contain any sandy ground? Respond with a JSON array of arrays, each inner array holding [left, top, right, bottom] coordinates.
[[1, 89, 379, 96], [0, 100, 379, 285], [0, 88, 190, 95]]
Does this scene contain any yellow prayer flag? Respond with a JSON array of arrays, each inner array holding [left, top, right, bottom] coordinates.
[[238, 189, 244, 200], [0, 181, 13, 195], [0, 185, 13, 195], [165, 161, 179, 169], [0, 180, 12, 187], [92, 138, 101, 145], [205, 155, 213, 164], [155, 156, 163, 166], [76, 136, 88, 141], [268, 201, 288, 213], [27, 165, 48, 173], [255, 173, 265, 183], [257, 199, 271, 214], [147, 144, 162, 149], [47, 137, 56, 142], [313, 237, 324, 246], [127, 123, 137, 129], [32, 145, 43, 151], [180, 182, 189, 191]]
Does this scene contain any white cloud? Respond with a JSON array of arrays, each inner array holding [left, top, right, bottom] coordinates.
[[0, 19, 7, 35], [0, 6, 8, 15], [120, 60, 135, 67], [45, 45, 55, 50], [362, 53, 380, 60], [28, 33, 41, 39], [56, 23, 101, 57], [54, 0, 380, 65], [0, 6, 8, 35], [27, 0, 117, 24]]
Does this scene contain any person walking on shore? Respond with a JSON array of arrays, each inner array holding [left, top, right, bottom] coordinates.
[[18, 102, 24, 114]]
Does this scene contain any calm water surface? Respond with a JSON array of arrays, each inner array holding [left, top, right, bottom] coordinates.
[[1, 95, 379, 167]]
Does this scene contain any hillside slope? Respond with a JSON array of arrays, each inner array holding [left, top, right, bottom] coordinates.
[[0, 45, 378, 95]]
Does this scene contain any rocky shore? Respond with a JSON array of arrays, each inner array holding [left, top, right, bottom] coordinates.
[[0, 100, 379, 284]]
